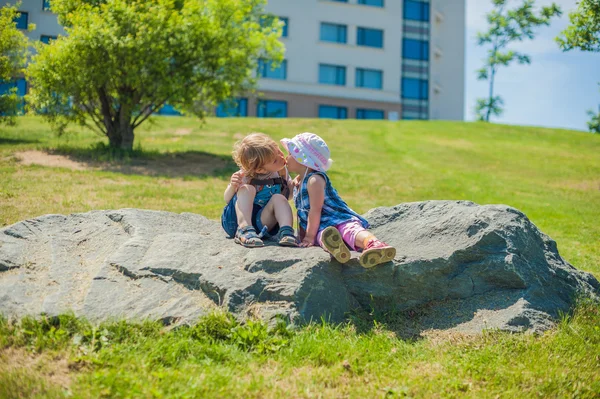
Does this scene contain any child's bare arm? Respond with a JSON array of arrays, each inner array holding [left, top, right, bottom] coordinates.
[[300, 175, 326, 247], [224, 170, 244, 203]]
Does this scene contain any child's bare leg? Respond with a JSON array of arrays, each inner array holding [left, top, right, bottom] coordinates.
[[355, 230, 396, 268], [260, 194, 297, 246], [259, 194, 293, 229], [354, 230, 375, 249], [235, 184, 256, 229]]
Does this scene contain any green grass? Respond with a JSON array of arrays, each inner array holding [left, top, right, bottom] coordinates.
[[0, 116, 599, 397]]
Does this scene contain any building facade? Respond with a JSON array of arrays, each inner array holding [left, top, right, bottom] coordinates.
[[1, 0, 465, 121]]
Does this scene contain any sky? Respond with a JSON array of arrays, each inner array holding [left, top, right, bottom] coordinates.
[[465, 0, 599, 131]]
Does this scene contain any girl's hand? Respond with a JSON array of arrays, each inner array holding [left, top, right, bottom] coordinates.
[[292, 175, 301, 188], [230, 170, 244, 189], [299, 237, 315, 247]]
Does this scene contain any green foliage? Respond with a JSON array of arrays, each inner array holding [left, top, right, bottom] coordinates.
[[0, 4, 30, 125], [587, 108, 600, 133], [26, 0, 284, 150], [556, 0, 600, 133], [475, 0, 561, 122], [556, 0, 600, 52]]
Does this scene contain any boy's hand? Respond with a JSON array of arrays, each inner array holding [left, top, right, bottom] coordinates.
[[230, 170, 244, 189]]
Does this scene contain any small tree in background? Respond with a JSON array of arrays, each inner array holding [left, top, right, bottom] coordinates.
[[475, 0, 561, 122], [27, 0, 284, 150], [556, 0, 600, 134], [0, 4, 29, 125]]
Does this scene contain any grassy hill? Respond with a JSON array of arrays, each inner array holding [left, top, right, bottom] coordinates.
[[0, 116, 599, 398]]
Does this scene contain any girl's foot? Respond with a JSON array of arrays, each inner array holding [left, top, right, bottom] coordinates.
[[277, 226, 298, 247], [321, 226, 351, 263], [359, 239, 396, 268], [234, 226, 264, 248]]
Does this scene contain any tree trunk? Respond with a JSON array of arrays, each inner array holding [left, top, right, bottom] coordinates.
[[485, 66, 496, 122], [103, 107, 135, 151]]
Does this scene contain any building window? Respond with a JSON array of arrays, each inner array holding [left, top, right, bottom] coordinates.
[[357, 27, 383, 48], [42, 0, 51, 10], [40, 35, 57, 44], [14, 12, 28, 30], [216, 98, 248, 117], [356, 108, 384, 119], [258, 59, 287, 80], [320, 23, 347, 44], [358, 0, 384, 7], [257, 100, 287, 118], [319, 64, 346, 86], [403, 38, 429, 60], [404, 0, 430, 22], [157, 104, 182, 116], [319, 105, 347, 119], [356, 68, 383, 89], [402, 78, 428, 100], [280, 17, 288, 37], [0, 78, 27, 96]]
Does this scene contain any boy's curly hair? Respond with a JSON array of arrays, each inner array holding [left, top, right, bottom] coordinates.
[[232, 133, 279, 178]]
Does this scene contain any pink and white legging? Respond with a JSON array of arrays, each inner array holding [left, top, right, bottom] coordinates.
[[314, 220, 366, 251]]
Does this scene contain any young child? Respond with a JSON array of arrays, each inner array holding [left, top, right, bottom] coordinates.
[[281, 132, 396, 268], [222, 133, 297, 248]]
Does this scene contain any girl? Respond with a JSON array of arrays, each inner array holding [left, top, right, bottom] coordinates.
[[281, 132, 396, 268], [222, 133, 297, 247]]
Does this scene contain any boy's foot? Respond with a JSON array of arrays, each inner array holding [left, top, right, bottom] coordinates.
[[321, 226, 351, 264], [359, 239, 396, 268], [234, 226, 264, 248], [277, 226, 298, 247]]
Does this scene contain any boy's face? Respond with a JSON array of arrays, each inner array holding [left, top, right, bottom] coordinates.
[[255, 147, 286, 174]]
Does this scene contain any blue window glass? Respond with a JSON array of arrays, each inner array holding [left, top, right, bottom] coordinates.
[[402, 78, 429, 100], [40, 35, 57, 44], [356, 109, 384, 119], [280, 17, 288, 37], [357, 27, 383, 48], [257, 100, 287, 118], [0, 79, 26, 97], [319, 105, 347, 119], [356, 68, 383, 89], [216, 98, 248, 117], [259, 59, 287, 80], [330, 0, 348, 2], [319, 64, 346, 86], [14, 12, 28, 30], [157, 104, 181, 116], [404, 0, 430, 21], [320, 23, 347, 44], [42, 0, 51, 10], [358, 0, 384, 6], [402, 38, 429, 60]]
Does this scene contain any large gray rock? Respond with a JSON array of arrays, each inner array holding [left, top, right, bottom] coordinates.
[[0, 201, 598, 334]]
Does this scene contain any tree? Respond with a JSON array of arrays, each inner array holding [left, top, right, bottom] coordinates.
[[556, 0, 600, 134], [587, 108, 600, 133], [26, 0, 284, 150], [0, 4, 29, 125], [475, 0, 561, 122]]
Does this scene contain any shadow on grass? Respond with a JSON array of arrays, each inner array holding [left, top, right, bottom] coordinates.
[[43, 143, 238, 179], [0, 137, 41, 145]]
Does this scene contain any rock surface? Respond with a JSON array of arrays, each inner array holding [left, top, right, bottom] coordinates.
[[1, 201, 598, 334]]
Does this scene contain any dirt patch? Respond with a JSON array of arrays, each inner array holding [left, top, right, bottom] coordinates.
[[553, 179, 600, 192], [174, 128, 192, 136], [14, 150, 233, 178], [16, 150, 88, 171], [0, 347, 74, 390]]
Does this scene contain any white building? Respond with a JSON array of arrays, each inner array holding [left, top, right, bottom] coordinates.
[[2, 0, 465, 121]]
